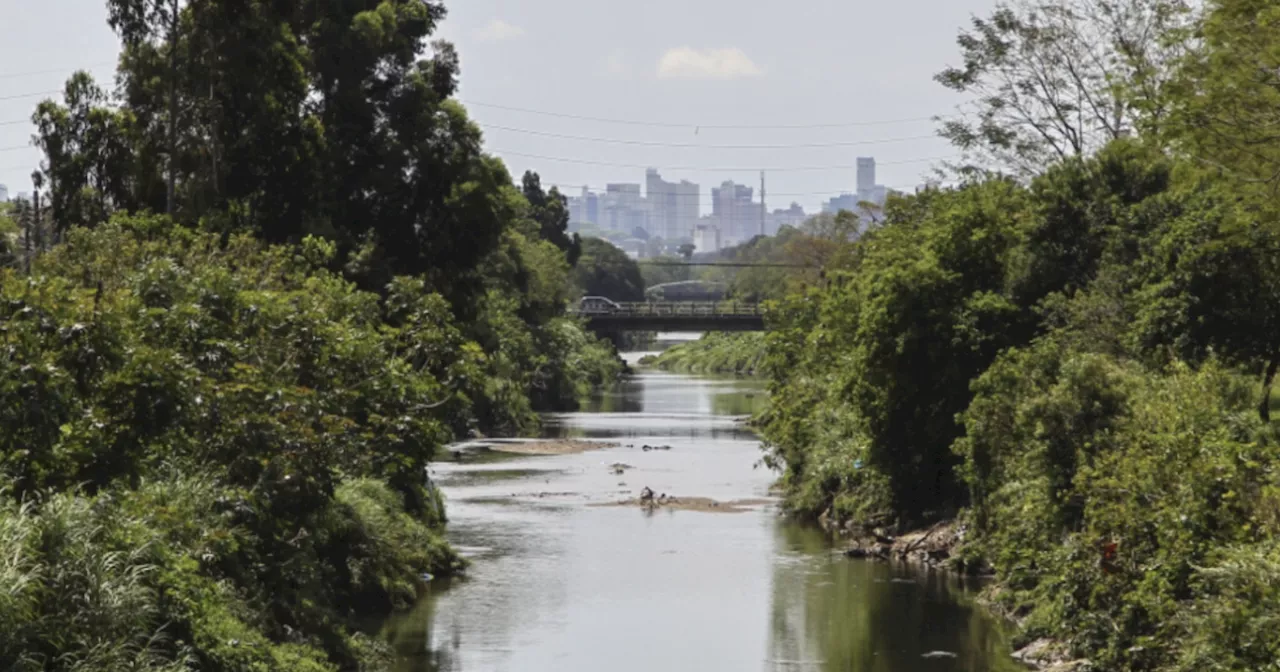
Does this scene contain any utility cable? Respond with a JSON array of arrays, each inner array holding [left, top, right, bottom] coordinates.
[[480, 123, 938, 149], [463, 99, 937, 130], [490, 148, 953, 173]]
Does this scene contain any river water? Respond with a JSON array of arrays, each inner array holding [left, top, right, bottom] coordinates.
[[384, 344, 1022, 672]]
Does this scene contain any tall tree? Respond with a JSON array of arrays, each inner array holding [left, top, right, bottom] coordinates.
[[106, 0, 183, 215], [1165, 0, 1280, 195], [522, 171, 582, 266], [936, 0, 1193, 177]]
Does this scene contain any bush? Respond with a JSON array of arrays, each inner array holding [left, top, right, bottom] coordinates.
[[0, 218, 470, 670], [642, 332, 766, 375]]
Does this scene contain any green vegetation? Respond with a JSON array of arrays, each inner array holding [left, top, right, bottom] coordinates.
[[641, 333, 766, 376], [755, 1, 1280, 668], [0, 0, 627, 668], [573, 237, 645, 301]]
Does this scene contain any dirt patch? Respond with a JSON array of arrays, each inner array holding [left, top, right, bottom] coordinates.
[[593, 494, 773, 514], [485, 440, 615, 455]]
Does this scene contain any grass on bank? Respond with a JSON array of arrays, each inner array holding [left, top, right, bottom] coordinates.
[[639, 332, 766, 375]]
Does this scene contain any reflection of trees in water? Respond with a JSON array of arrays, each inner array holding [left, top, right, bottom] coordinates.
[[710, 389, 766, 417], [380, 503, 578, 670], [382, 591, 457, 672], [767, 522, 1021, 672]]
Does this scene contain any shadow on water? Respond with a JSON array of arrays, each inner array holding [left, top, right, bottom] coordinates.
[[767, 524, 1022, 672]]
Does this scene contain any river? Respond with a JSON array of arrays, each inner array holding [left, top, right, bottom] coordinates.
[[383, 342, 1023, 671]]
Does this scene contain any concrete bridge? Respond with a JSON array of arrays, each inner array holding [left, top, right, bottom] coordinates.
[[570, 301, 765, 332]]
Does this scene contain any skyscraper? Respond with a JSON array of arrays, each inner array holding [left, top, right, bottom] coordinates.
[[645, 168, 699, 240], [712, 181, 755, 246], [0, 184, 8, 202], [856, 157, 876, 198]]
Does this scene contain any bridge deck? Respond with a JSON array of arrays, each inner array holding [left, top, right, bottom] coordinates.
[[571, 302, 765, 332]]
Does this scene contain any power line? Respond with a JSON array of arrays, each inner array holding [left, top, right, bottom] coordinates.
[[491, 148, 953, 173], [541, 181, 938, 199], [481, 123, 938, 149], [0, 91, 60, 103], [463, 99, 937, 130], [0, 145, 33, 153], [0, 62, 116, 81]]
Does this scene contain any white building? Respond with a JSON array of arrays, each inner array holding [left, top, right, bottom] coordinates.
[[693, 221, 722, 254]]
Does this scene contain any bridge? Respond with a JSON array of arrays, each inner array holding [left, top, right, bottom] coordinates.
[[571, 302, 765, 332]]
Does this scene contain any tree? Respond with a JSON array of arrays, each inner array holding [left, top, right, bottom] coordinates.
[[1165, 0, 1280, 197], [522, 171, 582, 266], [572, 237, 645, 302], [1133, 180, 1280, 421], [106, 0, 183, 215], [936, 0, 1193, 177], [32, 73, 137, 232]]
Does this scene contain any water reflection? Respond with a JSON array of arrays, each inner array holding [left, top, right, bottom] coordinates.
[[767, 524, 1022, 672], [383, 366, 1018, 671]]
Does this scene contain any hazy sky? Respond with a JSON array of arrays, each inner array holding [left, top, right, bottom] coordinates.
[[1, 0, 997, 213]]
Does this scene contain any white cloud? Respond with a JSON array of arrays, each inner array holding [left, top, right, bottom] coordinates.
[[474, 19, 524, 43], [656, 47, 764, 80]]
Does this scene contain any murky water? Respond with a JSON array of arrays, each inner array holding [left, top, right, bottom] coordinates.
[[384, 345, 1021, 671]]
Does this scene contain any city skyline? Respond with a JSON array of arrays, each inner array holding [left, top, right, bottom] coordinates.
[[567, 156, 893, 252]]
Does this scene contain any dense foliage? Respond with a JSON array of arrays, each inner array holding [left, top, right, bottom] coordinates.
[[640, 333, 766, 376], [572, 237, 646, 302], [1, 0, 630, 668], [760, 136, 1280, 671]]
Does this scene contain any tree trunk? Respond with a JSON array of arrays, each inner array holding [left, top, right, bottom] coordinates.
[[165, 0, 179, 216], [32, 190, 41, 257], [1262, 352, 1279, 424]]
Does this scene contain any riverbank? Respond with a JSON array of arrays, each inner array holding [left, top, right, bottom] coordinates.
[[638, 332, 765, 375]]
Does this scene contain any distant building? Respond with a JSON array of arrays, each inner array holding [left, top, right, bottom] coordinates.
[[767, 202, 807, 235], [0, 184, 8, 202], [693, 221, 722, 254], [645, 168, 699, 241], [856, 157, 876, 195], [586, 192, 599, 224], [822, 193, 861, 215], [711, 180, 756, 247]]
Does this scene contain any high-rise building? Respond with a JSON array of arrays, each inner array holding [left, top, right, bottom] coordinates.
[[600, 183, 646, 234], [645, 168, 699, 240], [767, 202, 807, 236], [856, 157, 876, 197], [0, 184, 8, 202], [586, 192, 599, 225], [711, 181, 755, 246], [822, 193, 861, 215]]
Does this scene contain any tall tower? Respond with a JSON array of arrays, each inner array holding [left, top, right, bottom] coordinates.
[[856, 157, 876, 196]]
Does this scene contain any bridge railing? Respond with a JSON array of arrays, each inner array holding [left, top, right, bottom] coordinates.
[[570, 301, 763, 318]]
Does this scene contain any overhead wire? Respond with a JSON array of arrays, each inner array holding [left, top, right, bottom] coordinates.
[[462, 99, 937, 130], [488, 148, 953, 173], [479, 124, 939, 149], [0, 91, 62, 103], [0, 62, 117, 81]]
